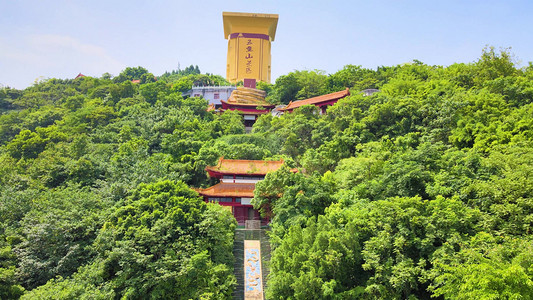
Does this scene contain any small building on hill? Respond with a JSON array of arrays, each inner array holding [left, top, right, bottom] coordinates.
[[183, 86, 237, 107], [361, 88, 380, 96], [279, 88, 350, 114], [196, 157, 289, 226]]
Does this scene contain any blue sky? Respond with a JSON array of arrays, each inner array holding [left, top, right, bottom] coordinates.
[[1, 0, 532, 89]]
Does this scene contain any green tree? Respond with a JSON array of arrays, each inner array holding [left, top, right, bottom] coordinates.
[[0, 242, 25, 299], [217, 109, 245, 135], [475, 46, 517, 84], [93, 180, 236, 298], [270, 70, 329, 104], [113, 66, 149, 83], [326, 64, 379, 92], [253, 167, 336, 239], [6, 126, 67, 160], [431, 233, 533, 299]]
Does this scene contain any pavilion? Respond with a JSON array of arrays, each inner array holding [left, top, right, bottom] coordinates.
[[279, 88, 351, 114], [196, 157, 288, 226]]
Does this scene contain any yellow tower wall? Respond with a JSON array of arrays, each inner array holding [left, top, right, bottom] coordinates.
[[226, 35, 271, 83], [223, 12, 278, 84]]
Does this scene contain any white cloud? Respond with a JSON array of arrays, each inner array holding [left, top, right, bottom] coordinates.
[[29, 34, 123, 69], [0, 34, 125, 88]]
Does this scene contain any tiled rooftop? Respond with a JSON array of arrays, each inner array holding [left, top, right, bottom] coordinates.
[[206, 158, 285, 176], [196, 182, 256, 197], [280, 88, 350, 111]]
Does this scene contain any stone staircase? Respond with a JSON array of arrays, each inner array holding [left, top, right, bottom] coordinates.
[[233, 228, 271, 299]]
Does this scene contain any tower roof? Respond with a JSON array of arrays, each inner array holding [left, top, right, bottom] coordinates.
[[223, 12, 279, 41]]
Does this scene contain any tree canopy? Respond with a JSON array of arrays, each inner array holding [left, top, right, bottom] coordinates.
[[1, 47, 532, 299]]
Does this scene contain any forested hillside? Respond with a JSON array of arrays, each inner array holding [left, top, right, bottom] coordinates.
[[1, 47, 532, 299]]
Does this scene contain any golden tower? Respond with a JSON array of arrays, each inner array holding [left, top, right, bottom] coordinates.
[[223, 12, 279, 84]]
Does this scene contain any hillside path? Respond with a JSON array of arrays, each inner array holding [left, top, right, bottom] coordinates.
[[233, 229, 270, 300]]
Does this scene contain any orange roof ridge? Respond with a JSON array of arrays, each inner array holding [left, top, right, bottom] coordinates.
[[219, 157, 283, 163], [196, 182, 256, 197], [220, 99, 275, 107], [205, 158, 286, 176], [279, 88, 350, 111]]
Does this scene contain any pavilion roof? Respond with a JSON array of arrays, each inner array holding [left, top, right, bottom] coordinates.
[[222, 12, 279, 41], [279, 88, 350, 111], [218, 108, 270, 115], [206, 157, 285, 176], [220, 99, 275, 108], [196, 182, 256, 198]]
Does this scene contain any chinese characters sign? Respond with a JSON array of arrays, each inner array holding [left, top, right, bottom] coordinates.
[[246, 39, 253, 74], [238, 36, 261, 80]]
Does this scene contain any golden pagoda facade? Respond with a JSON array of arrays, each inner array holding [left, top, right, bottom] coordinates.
[[223, 12, 279, 84]]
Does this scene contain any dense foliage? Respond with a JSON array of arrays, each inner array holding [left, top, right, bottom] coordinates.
[[251, 47, 533, 299], [23, 180, 236, 299], [1, 48, 532, 299]]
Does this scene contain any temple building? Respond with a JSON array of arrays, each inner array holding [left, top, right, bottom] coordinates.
[[183, 85, 236, 109], [279, 88, 350, 114], [221, 86, 275, 131], [196, 158, 288, 226], [361, 88, 380, 96], [223, 12, 279, 84]]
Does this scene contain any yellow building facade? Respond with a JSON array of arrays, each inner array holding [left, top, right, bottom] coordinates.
[[223, 12, 279, 84]]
